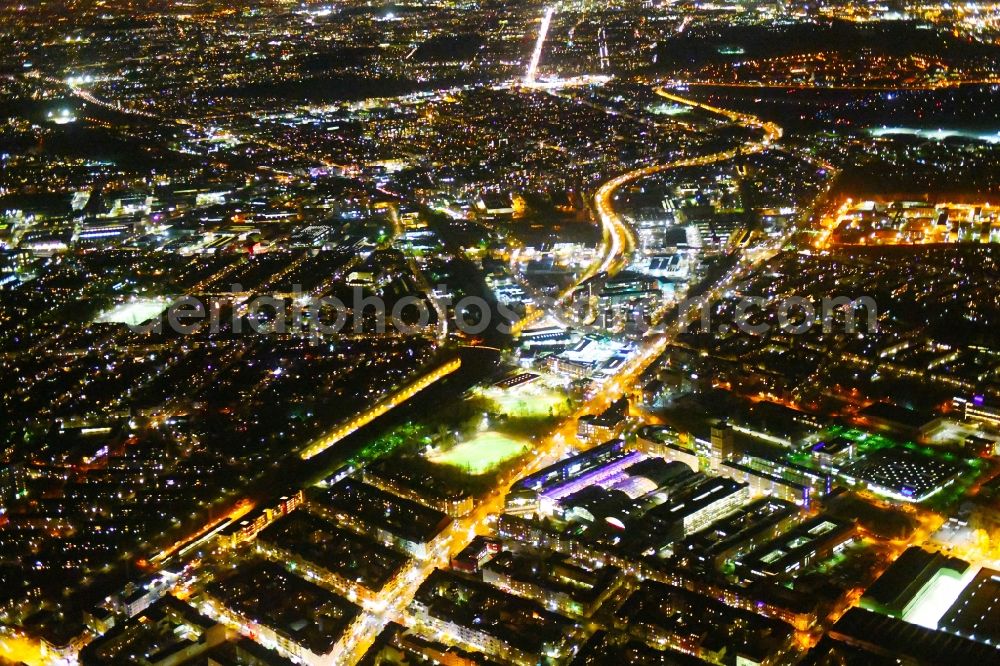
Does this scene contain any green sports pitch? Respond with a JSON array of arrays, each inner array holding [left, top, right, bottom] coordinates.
[[427, 431, 529, 475]]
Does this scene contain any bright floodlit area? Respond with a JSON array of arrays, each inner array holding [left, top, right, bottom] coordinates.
[[479, 383, 571, 419], [426, 431, 529, 475], [95, 297, 171, 326], [901, 567, 978, 630]]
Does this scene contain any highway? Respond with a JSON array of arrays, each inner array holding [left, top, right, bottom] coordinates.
[[340, 86, 792, 664], [509, 86, 780, 327], [672, 78, 1000, 92], [590, 86, 782, 276], [584, 87, 780, 285], [9, 74, 802, 664], [524, 6, 557, 86]]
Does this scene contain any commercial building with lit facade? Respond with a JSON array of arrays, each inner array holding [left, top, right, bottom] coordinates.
[[954, 395, 1000, 429], [737, 516, 855, 580]]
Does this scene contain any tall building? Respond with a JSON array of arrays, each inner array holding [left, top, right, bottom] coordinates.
[[710, 422, 735, 472]]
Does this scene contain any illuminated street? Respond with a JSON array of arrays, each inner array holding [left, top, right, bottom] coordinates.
[[2, 3, 1000, 665]]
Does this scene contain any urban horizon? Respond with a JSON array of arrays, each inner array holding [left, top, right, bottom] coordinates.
[[1, 1, 999, 665]]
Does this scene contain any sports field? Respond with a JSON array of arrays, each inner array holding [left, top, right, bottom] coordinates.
[[481, 385, 570, 419], [427, 431, 529, 475], [96, 297, 171, 326]]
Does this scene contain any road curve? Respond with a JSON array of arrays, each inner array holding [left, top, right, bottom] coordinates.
[[344, 87, 791, 664], [589, 87, 782, 281]]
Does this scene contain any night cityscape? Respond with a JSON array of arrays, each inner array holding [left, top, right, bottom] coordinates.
[[2, 1, 1000, 664]]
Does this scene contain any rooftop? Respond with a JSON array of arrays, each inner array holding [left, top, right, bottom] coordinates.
[[206, 561, 361, 658]]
